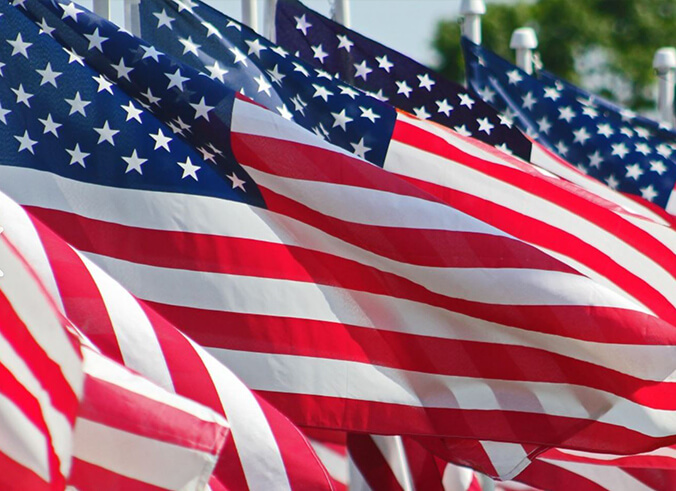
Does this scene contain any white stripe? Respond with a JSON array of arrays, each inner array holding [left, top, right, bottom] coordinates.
[[348, 455, 371, 491], [556, 445, 676, 461], [0, 167, 651, 312], [80, 253, 175, 393], [191, 339, 293, 491], [371, 436, 414, 491], [667, 187, 676, 216], [479, 441, 531, 480], [541, 458, 654, 491], [442, 464, 476, 491], [384, 139, 676, 310], [73, 418, 219, 490], [0, 392, 50, 481], [81, 253, 676, 383], [309, 439, 348, 485], [208, 348, 676, 439]]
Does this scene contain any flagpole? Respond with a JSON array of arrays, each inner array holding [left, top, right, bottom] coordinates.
[[123, 0, 141, 36], [460, 0, 486, 45], [510, 27, 538, 74], [653, 47, 676, 129], [242, 0, 259, 32], [265, 0, 277, 41], [92, 0, 109, 19], [333, 0, 351, 28]]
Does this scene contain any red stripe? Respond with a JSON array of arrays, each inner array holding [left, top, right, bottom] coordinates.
[[516, 459, 608, 491], [0, 451, 53, 491], [69, 459, 165, 491], [347, 434, 404, 491], [30, 216, 125, 364], [401, 437, 445, 491]]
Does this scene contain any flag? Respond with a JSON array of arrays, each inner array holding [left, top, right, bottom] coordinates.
[[461, 37, 676, 214], [7, 0, 676, 478], [0, 190, 335, 490], [273, 0, 672, 222]]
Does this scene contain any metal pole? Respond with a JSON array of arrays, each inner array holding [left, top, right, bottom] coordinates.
[[92, 0, 109, 19], [123, 0, 141, 36], [653, 47, 676, 129], [510, 27, 538, 74], [264, 0, 277, 41], [460, 0, 486, 45], [333, 0, 351, 28], [242, 0, 258, 32]]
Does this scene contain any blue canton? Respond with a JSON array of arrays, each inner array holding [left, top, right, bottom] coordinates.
[[1, 0, 264, 207], [274, 0, 532, 162], [137, 0, 395, 167], [463, 37, 676, 209]]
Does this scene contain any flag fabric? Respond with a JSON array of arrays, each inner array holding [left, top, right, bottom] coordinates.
[[272, 0, 671, 223], [0, 191, 335, 490], [8, 0, 676, 480], [461, 37, 676, 214], [0, 202, 230, 491]]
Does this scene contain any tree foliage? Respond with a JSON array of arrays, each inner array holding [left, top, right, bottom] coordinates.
[[432, 0, 676, 110]]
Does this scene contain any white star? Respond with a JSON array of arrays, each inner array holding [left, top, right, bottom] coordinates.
[[312, 84, 333, 101], [141, 44, 162, 61], [459, 93, 475, 109], [179, 36, 201, 56], [597, 123, 613, 138], [477, 117, 494, 135], [588, 151, 603, 168], [350, 138, 370, 159], [376, 55, 393, 72], [620, 108, 636, 121], [37, 18, 55, 36], [254, 74, 272, 96], [340, 85, 359, 99], [291, 95, 307, 115], [66, 92, 90, 116], [94, 121, 119, 144], [417, 73, 435, 91], [277, 104, 293, 120], [331, 109, 354, 130], [606, 174, 619, 189], [64, 47, 84, 65], [206, 61, 228, 82], [229, 47, 248, 66], [271, 45, 288, 57], [61, 2, 83, 20], [436, 99, 453, 117], [198, 146, 215, 162], [477, 85, 495, 103], [310, 44, 328, 63], [7, 33, 31, 58], [190, 97, 214, 120], [360, 106, 380, 123], [498, 113, 513, 128], [12, 84, 33, 107], [413, 106, 431, 120], [337, 34, 353, 51], [558, 106, 576, 122], [635, 127, 651, 139], [121, 101, 142, 123], [572, 127, 591, 144], [620, 126, 634, 138], [245, 38, 266, 58], [625, 163, 644, 180], [506, 69, 523, 85], [166, 68, 189, 91], [635, 143, 650, 155], [177, 157, 200, 180], [154, 9, 175, 29], [85, 28, 107, 51], [611, 142, 630, 159], [368, 89, 388, 102], [555, 141, 569, 156], [66, 143, 89, 167], [226, 20, 242, 31], [582, 106, 598, 119], [395, 80, 412, 98], [454, 125, 472, 137], [123, 150, 147, 174], [292, 62, 309, 76], [0, 61, 5, 77], [353, 60, 373, 80], [227, 173, 246, 190], [0, 103, 9, 124], [496, 143, 513, 155], [295, 14, 312, 35], [201, 20, 222, 38], [150, 128, 172, 151], [650, 160, 667, 175], [266, 65, 285, 85], [543, 87, 561, 101], [141, 88, 160, 105], [111, 58, 133, 81], [657, 144, 673, 158], [640, 184, 658, 202], [521, 91, 536, 110], [15, 130, 37, 154]]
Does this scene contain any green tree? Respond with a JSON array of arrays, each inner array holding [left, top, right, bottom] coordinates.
[[432, 0, 676, 110]]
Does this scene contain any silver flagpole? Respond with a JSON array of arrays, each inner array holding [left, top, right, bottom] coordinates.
[[510, 27, 538, 74], [242, 0, 259, 32], [653, 47, 676, 129], [333, 0, 350, 28], [460, 0, 486, 45], [92, 0, 109, 19], [265, 0, 277, 41], [123, 0, 141, 36]]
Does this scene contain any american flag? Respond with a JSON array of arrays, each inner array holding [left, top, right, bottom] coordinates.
[[273, 0, 672, 223], [461, 37, 676, 214], [8, 0, 676, 481]]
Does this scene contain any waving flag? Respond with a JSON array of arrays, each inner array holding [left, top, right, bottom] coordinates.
[[8, 0, 676, 481], [461, 37, 676, 214]]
